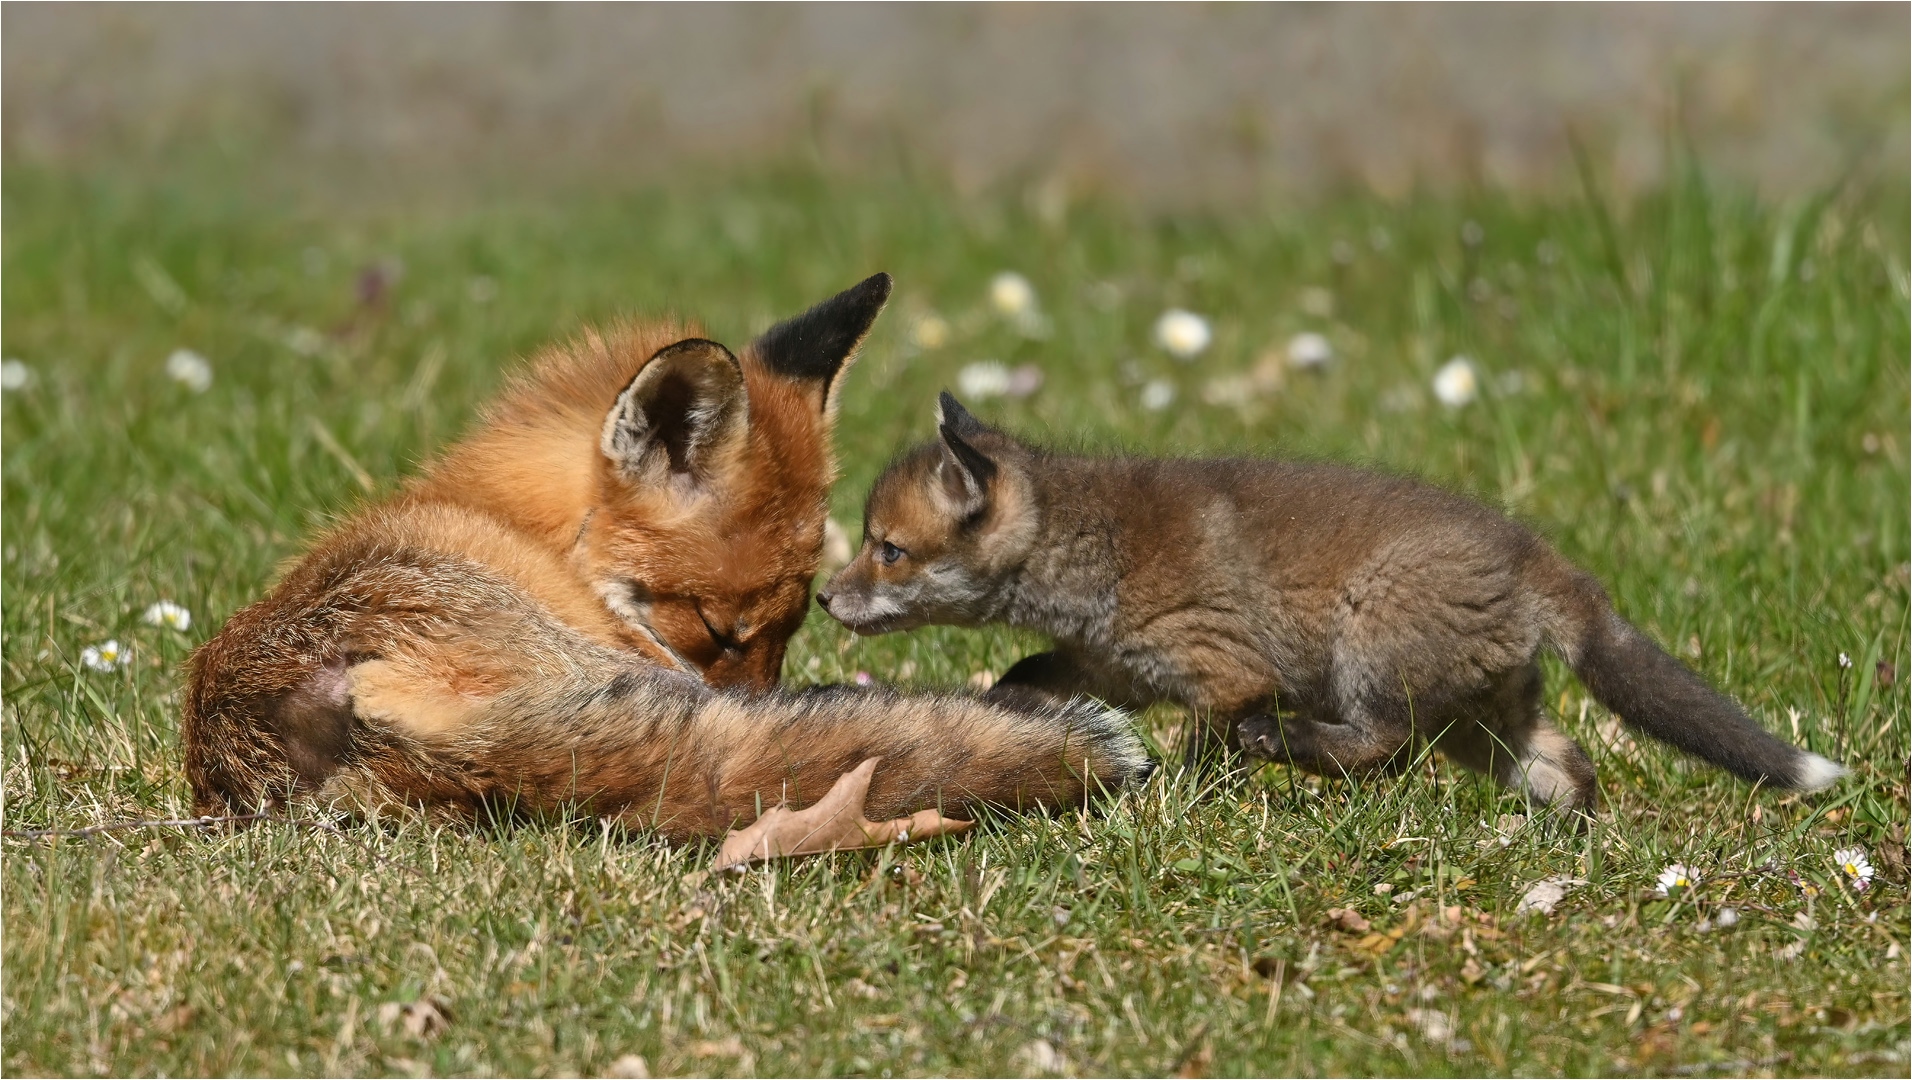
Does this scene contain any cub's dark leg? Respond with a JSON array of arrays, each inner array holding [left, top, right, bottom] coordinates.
[[986, 649, 1157, 711], [1435, 661, 1599, 816], [985, 651, 1091, 709]]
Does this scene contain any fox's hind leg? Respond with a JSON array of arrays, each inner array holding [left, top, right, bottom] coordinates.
[[1435, 661, 1598, 815]]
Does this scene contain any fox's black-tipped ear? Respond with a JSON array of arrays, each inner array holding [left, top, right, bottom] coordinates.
[[936, 391, 989, 438], [750, 272, 893, 412], [936, 400, 997, 521], [602, 338, 748, 495]]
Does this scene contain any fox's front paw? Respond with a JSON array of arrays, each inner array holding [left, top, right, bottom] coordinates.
[[1236, 714, 1284, 759]]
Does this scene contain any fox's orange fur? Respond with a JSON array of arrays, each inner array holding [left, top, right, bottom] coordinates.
[[183, 277, 1149, 837]]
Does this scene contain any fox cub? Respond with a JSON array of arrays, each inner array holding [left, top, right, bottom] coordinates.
[[819, 392, 1845, 813], [184, 281, 1148, 838]]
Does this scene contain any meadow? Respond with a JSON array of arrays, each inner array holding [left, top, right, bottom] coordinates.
[[3, 153, 1907, 1076]]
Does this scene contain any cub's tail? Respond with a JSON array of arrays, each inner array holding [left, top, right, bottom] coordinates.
[[1536, 553, 1846, 791], [323, 669, 1154, 840]]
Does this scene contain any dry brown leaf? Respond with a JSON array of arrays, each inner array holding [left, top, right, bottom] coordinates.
[[1323, 907, 1371, 934], [712, 757, 973, 871], [1353, 930, 1401, 957]]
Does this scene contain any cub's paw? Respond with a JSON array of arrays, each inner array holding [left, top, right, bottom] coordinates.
[[1236, 714, 1284, 760]]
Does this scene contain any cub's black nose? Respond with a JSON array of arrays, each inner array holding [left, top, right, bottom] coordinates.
[[816, 591, 834, 613]]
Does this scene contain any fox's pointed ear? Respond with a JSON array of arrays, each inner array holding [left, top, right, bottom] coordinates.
[[936, 390, 989, 438], [749, 272, 893, 413], [602, 338, 748, 493], [935, 394, 997, 519]]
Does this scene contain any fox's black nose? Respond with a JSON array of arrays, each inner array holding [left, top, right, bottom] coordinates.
[[816, 591, 834, 613]]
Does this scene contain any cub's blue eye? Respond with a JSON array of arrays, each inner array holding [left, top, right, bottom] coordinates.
[[879, 541, 904, 565]]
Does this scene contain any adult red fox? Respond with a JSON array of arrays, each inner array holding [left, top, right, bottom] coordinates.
[[817, 392, 1844, 814], [183, 277, 1148, 838]]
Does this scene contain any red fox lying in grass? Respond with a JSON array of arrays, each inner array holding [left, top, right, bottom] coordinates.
[[183, 278, 1149, 838], [817, 392, 1845, 816]]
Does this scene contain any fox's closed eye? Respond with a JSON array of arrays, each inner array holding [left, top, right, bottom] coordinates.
[[695, 601, 739, 651], [879, 541, 906, 565]]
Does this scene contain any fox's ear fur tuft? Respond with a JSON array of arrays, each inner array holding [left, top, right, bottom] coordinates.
[[936, 408, 997, 520], [602, 338, 748, 490], [750, 272, 893, 411], [935, 391, 990, 438]]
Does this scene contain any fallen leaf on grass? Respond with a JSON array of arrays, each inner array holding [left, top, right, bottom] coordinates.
[[1516, 876, 1586, 916], [1353, 929, 1404, 957], [1324, 907, 1372, 933], [712, 757, 972, 871]]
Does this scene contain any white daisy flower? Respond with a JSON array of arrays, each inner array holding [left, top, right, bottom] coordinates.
[[1432, 356, 1478, 408], [1153, 309, 1212, 361], [911, 314, 951, 350], [1286, 332, 1333, 370], [957, 361, 1012, 400], [81, 640, 125, 673], [989, 272, 1036, 318], [166, 349, 213, 393], [1655, 862, 1700, 897], [1833, 847, 1874, 891], [1, 358, 33, 391], [142, 600, 193, 632], [1139, 378, 1176, 412], [1713, 906, 1739, 928]]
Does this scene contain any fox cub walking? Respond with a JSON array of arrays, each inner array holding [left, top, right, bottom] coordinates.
[[819, 392, 1844, 813], [184, 280, 1148, 838]]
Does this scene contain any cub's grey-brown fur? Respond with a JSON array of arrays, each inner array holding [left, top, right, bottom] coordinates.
[[819, 392, 1845, 814]]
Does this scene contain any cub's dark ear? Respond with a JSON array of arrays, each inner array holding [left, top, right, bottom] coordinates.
[[935, 392, 997, 520], [601, 338, 748, 493], [936, 390, 990, 439], [749, 272, 893, 412]]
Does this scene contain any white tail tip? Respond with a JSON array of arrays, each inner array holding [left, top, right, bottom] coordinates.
[[1794, 752, 1848, 792]]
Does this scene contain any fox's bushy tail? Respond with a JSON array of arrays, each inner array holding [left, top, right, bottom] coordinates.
[[1537, 555, 1845, 791], [324, 667, 1153, 840]]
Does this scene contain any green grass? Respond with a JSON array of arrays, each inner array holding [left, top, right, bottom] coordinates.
[[3, 153, 1908, 1077]]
